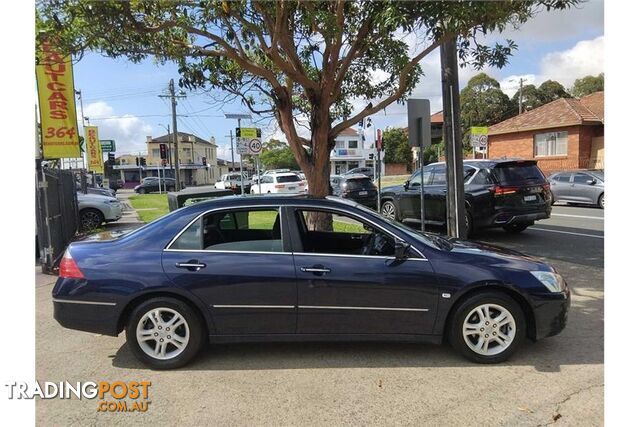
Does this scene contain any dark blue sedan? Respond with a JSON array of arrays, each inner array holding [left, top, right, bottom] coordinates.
[[53, 196, 569, 369]]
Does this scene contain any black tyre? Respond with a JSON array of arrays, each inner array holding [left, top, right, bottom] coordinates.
[[448, 291, 526, 364], [502, 223, 529, 234], [79, 208, 104, 231], [598, 193, 604, 209], [464, 210, 474, 238], [381, 200, 398, 221], [125, 297, 205, 369], [138, 188, 146, 194]]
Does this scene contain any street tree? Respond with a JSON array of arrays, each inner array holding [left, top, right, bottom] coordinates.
[[537, 79, 571, 103], [381, 128, 412, 168], [571, 73, 604, 97], [511, 83, 543, 112], [259, 139, 299, 170], [37, 0, 579, 198], [460, 72, 512, 129]]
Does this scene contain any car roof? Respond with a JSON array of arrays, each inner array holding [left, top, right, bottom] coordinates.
[[272, 172, 300, 177], [342, 173, 370, 180], [423, 158, 538, 169], [177, 194, 363, 213]]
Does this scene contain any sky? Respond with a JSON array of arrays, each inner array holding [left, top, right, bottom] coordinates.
[[69, 0, 604, 161]]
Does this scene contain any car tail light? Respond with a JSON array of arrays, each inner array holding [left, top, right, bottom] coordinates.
[[275, 184, 285, 189], [298, 182, 304, 186], [492, 185, 519, 195], [59, 249, 84, 279]]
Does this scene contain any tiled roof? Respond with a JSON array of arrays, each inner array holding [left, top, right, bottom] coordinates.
[[339, 127, 359, 136], [489, 91, 604, 135], [431, 111, 444, 124], [150, 132, 212, 145]]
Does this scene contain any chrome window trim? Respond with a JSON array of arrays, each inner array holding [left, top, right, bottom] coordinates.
[[298, 305, 429, 312], [52, 298, 116, 307], [163, 203, 427, 260], [165, 248, 291, 255], [293, 252, 429, 262]]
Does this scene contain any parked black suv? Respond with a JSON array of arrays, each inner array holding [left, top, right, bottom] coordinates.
[[380, 159, 552, 235], [345, 167, 374, 179], [330, 174, 378, 208], [134, 177, 176, 194]]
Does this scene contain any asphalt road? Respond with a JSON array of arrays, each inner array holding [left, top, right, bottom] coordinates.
[[35, 203, 603, 426]]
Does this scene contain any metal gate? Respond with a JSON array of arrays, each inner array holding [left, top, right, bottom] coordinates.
[[35, 163, 79, 274]]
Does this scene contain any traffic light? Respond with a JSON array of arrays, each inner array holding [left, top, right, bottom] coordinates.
[[135, 157, 139, 166], [159, 143, 168, 160], [140, 157, 147, 167], [368, 153, 374, 160], [108, 153, 115, 163]]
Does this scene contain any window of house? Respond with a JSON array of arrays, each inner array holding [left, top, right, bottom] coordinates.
[[348, 140, 359, 149], [169, 209, 282, 252], [534, 131, 568, 157], [295, 209, 395, 257], [152, 149, 160, 158], [334, 141, 345, 149]]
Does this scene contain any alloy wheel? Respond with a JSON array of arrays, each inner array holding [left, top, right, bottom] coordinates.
[[381, 201, 396, 220], [80, 210, 102, 230], [462, 303, 516, 356], [136, 307, 190, 360]]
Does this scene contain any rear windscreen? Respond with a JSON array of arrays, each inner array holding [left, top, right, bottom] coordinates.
[[492, 163, 546, 184], [276, 175, 301, 183], [345, 178, 376, 190]]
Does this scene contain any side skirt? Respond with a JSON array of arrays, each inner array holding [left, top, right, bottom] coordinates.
[[209, 333, 443, 345]]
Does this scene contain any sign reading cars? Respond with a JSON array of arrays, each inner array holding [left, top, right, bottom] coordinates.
[[36, 41, 81, 159], [85, 126, 104, 174], [470, 126, 489, 148], [235, 128, 262, 155]]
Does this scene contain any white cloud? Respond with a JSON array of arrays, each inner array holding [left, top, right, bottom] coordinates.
[[81, 101, 153, 155], [499, 74, 538, 97], [538, 36, 604, 87]]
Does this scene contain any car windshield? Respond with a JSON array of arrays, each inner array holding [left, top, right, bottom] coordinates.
[[276, 175, 301, 183]]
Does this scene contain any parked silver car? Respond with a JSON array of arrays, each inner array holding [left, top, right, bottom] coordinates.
[[77, 192, 123, 231], [548, 169, 604, 208]]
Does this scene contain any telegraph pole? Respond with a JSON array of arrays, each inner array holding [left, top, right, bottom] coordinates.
[[440, 37, 467, 239], [226, 130, 235, 171], [518, 77, 524, 115], [75, 90, 88, 170], [159, 80, 185, 189]]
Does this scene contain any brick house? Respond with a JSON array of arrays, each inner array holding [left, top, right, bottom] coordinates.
[[488, 91, 604, 174]]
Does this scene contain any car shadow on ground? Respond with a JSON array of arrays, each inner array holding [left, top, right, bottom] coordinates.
[[111, 281, 602, 373]]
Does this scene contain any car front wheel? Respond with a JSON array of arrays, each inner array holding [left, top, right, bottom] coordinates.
[[381, 200, 398, 221], [126, 297, 204, 369], [138, 188, 146, 194], [448, 292, 525, 364], [79, 208, 104, 231], [598, 193, 604, 209]]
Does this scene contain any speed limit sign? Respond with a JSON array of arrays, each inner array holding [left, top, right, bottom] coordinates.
[[248, 138, 262, 155]]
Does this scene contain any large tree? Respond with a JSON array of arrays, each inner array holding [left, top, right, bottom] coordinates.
[[37, 0, 578, 197], [381, 128, 412, 167], [571, 73, 604, 97], [460, 72, 511, 129], [537, 79, 571, 103], [259, 139, 299, 170]]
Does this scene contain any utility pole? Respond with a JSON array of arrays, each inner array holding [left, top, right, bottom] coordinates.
[[440, 37, 467, 239], [225, 130, 235, 172], [518, 77, 524, 115], [75, 90, 88, 170], [159, 80, 185, 190]]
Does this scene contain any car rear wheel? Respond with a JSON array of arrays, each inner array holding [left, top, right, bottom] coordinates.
[[138, 188, 146, 194], [126, 297, 204, 369], [465, 210, 474, 238], [598, 193, 604, 209], [502, 223, 529, 233], [448, 292, 525, 364], [381, 200, 398, 221], [79, 208, 104, 231]]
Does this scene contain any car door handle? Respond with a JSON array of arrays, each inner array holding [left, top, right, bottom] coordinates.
[[441, 189, 447, 193], [176, 261, 207, 271], [300, 266, 331, 274]]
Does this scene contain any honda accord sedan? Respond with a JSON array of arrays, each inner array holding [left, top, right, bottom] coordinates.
[[53, 196, 569, 369]]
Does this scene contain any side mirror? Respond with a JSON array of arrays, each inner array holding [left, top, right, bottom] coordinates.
[[394, 240, 411, 260], [587, 179, 597, 185], [403, 180, 410, 191]]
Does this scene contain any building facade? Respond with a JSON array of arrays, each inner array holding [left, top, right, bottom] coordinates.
[[113, 132, 219, 188], [488, 92, 604, 174], [330, 128, 385, 175]]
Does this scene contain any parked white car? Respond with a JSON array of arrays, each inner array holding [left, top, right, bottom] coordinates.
[[250, 172, 306, 194], [76, 192, 122, 231], [215, 173, 250, 194]]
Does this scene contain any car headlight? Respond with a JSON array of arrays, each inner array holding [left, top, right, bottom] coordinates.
[[531, 271, 566, 293]]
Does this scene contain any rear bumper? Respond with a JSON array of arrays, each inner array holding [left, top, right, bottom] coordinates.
[[530, 286, 571, 340], [53, 298, 121, 336], [486, 206, 551, 227]]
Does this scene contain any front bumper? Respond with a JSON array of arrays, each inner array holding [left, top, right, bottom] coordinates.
[[104, 203, 123, 221], [531, 286, 571, 340]]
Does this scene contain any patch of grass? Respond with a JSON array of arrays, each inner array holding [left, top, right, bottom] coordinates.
[[129, 194, 169, 223], [380, 174, 410, 187]]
